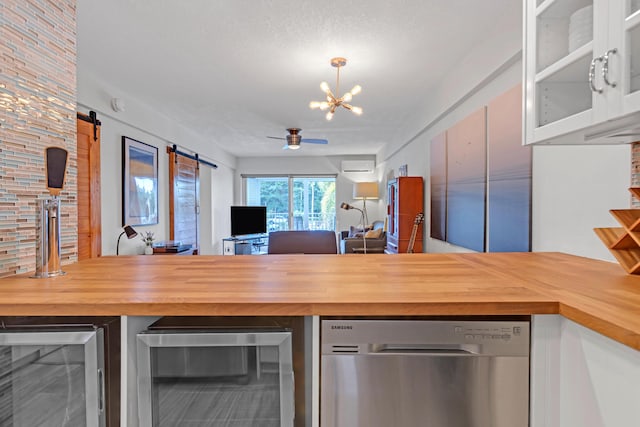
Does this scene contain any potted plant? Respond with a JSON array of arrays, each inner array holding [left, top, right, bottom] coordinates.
[[141, 231, 155, 255]]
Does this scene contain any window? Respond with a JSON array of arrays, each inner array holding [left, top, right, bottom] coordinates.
[[243, 175, 336, 231]]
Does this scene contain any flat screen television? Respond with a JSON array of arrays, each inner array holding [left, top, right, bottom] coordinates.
[[230, 206, 267, 237]]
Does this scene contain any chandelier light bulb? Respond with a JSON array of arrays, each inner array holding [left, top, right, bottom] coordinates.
[[309, 101, 321, 109], [351, 106, 363, 115], [319, 101, 330, 110], [350, 85, 362, 96], [326, 111, 334, 121], [320, 81, 330, 94], [343, 92, 353, 102]]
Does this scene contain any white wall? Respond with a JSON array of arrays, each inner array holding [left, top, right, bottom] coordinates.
[[77, 69, 237, 255], [235, 156, 384, 233], [375, 0, 632, 261], [376, 9, 526, 254], [380, 54, 631, 261], [379, 2, 524, 161], [208, 164, 236, 254], [532, 145, 629, 260], [380, 55, 526, 254]]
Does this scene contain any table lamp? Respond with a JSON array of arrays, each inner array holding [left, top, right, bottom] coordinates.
[[117, 225, 138, 255]]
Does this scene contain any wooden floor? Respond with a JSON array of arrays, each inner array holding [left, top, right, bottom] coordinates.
[[154, 373, 281, 426]]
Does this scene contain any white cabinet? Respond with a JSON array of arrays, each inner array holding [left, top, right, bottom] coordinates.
[[524, 0, 640, 144], [530, 315, 640, 427]]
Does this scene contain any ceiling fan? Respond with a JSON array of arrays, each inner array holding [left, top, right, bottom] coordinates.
[[267, 128, 328, 150]]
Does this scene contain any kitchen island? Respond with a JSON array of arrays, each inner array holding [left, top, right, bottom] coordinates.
[[0, 252, 638, 349], [1, 252, 639, 427]]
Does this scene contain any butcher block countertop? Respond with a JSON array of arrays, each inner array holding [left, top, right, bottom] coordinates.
[[1, 252, 639, 350]]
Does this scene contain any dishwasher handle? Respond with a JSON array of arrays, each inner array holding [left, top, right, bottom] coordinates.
[[370, 343, 481, 355]]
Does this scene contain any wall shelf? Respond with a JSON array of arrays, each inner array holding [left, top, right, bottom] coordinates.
[[594, 188, 640, 274]]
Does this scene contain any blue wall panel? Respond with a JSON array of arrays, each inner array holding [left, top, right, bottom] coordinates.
[[487, 84, 531, 252], [445, 107, 486, 252]]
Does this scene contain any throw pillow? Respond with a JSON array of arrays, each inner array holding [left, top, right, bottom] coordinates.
[[364, 228, 383, 239], [349, 225, 371, 238]]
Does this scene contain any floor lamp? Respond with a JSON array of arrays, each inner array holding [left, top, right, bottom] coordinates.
[[340, 202, 367, 254], [353, 181, 378, 227]]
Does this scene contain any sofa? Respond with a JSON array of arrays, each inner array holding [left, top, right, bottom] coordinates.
[[340, 220, 386, 254]]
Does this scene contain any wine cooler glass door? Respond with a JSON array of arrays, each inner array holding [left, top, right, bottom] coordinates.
[[137, 330, 294, 427], [0, 329, 105, 427]]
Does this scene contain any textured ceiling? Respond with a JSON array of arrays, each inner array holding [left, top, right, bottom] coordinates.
[[77, 0, 521, 158]]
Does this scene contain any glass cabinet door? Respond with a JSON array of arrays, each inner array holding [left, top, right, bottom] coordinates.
[[387, 180, 397, 238], [534, 0, 601, 127], [621, 1, 640, 113], [137, 330, 294, 427], [526, 0, 640, 143], [0, 329, 105, 427]]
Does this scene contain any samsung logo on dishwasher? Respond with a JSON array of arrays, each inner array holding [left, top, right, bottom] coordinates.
[[330, 325, 353, 330]]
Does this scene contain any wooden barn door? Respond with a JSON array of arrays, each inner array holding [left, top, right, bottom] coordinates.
[[168, 150, 200, 252], [76, 113, 101, 260]]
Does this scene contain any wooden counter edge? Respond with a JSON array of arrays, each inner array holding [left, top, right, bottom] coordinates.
[[558, 302, 640, 351], [0, 301, 559, 317]]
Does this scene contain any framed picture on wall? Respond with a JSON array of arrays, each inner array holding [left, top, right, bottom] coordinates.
[[122, 136, 158, 226]]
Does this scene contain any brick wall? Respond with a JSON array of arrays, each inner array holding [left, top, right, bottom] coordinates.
[[0, 0, 77, 277], [633, 142, 640, 207]]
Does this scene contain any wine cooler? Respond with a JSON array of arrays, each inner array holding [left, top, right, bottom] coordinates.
[[137, 328, 295, 427], [0, 327, 106, 426]]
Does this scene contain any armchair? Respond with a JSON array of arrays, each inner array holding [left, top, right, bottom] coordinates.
[[340, 220, 386, 254]]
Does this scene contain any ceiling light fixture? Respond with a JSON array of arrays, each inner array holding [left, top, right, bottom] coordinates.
[[309, 57, 362, 121]]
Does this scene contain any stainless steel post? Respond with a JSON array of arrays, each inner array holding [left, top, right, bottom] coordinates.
[[32, 196, 65, 278]]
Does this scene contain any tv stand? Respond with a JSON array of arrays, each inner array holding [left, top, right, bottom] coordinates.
[[222, 234, 268, 255]]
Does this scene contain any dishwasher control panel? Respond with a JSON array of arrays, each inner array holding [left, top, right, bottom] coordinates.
[[455, 324, 523, 341], [322, 319, 530, 356]]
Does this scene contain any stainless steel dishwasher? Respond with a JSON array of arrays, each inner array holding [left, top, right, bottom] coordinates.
[[321, 319, 530, 427]]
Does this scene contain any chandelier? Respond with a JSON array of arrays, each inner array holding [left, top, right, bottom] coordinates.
[[309, 57, 362, 121]]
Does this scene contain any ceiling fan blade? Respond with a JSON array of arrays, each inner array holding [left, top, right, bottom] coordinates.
[[301, 138, 328, 144], [267, 136, 286, 140]]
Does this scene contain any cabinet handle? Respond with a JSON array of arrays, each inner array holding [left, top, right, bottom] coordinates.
[[603, 48, 617, 87], [589, 56, 604, 93], [98, 368, 105, 413]]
